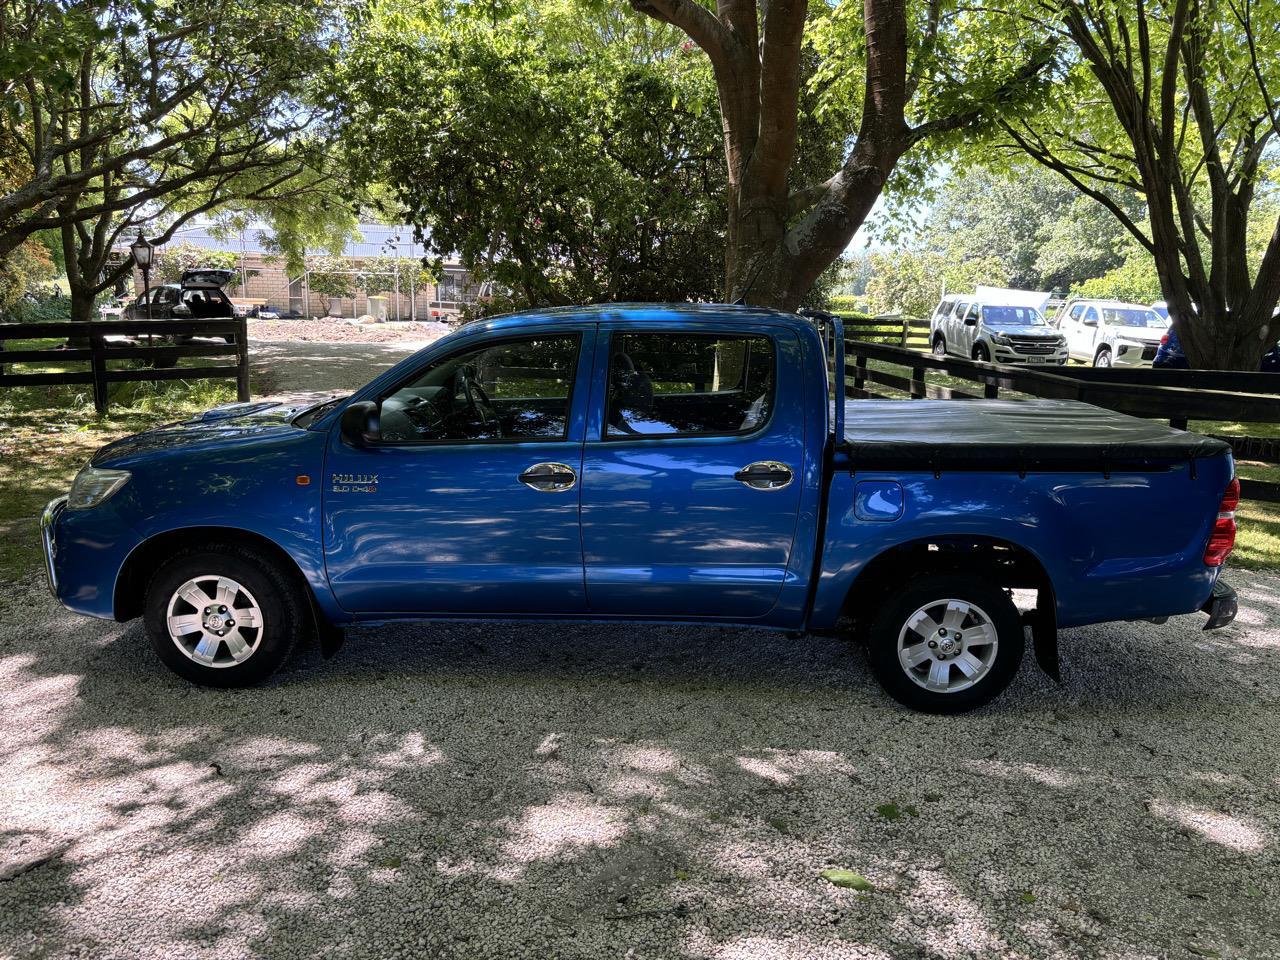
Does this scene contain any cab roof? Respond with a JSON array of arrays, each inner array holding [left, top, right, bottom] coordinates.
[[463, 302, 814, 337]]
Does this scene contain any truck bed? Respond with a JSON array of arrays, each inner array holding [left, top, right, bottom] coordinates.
[[841, 399, 1230, 470]]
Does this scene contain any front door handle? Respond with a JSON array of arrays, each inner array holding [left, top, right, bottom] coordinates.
[[519, 462, 577, 492], [734, 461, 794, 490]]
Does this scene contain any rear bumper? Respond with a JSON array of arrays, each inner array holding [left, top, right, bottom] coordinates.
[[40, 496, 68, 598], [1200, 579, 1237, 630]]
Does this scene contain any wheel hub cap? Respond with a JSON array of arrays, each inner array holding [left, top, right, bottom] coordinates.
[[897, 598, 999, 694], [166, 575, 264, 669]]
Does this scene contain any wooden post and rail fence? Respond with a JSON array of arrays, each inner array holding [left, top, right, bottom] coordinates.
[[0, 318, 249, 415], [837, 314, 1280, 503]]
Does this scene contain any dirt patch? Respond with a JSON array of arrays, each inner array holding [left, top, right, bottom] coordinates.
[[248, 317, 454, 344]]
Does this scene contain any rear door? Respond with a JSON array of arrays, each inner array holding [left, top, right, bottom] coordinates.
[[578, 324, 806, 619]]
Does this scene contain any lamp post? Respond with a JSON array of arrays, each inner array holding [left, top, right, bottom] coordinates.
[[130, 233, 155, 323]]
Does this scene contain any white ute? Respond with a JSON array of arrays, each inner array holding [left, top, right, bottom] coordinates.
[[1057, 299, 1170, 367]]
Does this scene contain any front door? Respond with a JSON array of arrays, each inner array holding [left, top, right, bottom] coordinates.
[[323, 329, 593, 614], [579, 326, 806, 619]]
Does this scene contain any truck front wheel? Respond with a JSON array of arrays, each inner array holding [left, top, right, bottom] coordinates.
[[866, 574, 1024, 713], [143, 544, 308, 687]]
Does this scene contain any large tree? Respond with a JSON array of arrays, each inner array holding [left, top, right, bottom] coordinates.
[[1, 0, 339, 321], [992, 0, 1280, 369], [336, 0, 745, 308], [623, 0, 1055, 308]]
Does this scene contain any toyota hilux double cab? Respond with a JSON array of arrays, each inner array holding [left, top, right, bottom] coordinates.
[[1058, 298, 1169, 367], [930, 296, 1068, 364], [41, 304, 1239, 713]]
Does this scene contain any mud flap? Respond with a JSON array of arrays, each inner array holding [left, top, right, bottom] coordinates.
[[317, 620, 346, 659], [1023, 605, 1060, 683], [1200, 579, 1237, 631]]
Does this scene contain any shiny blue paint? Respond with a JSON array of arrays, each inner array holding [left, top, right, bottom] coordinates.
[[578, 321, 813, 618], [808, 455, 1232, 630], [322, 329, 596, 613], [50, 407, 340, 622], [41, 302, 1236, 642], [854, 480, 904, 521]]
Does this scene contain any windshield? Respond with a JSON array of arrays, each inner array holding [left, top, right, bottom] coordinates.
[[1102, 307, 1166, 329], [292, 395, 348, 428], [982, 306, 1047, 327]]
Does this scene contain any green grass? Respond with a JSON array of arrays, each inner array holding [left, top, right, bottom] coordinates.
[[1234, 461, 1280, 571], [0, 378, 237, 583]]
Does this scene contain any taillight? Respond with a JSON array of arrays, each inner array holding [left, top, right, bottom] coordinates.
[[1204, 477, 1240, 566]]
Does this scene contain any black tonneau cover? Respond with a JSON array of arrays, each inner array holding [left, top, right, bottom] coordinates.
[[841, 399, 1230, 471]]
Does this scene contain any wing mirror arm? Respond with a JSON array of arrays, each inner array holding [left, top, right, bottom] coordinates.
[[340, 400, 381, 447]]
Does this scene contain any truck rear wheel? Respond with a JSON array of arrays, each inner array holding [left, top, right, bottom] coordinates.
[[865, 574, 1024, 713], [143, 544, 307, 687]]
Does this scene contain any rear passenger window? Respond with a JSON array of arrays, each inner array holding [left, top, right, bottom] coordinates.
[[605, 332, 776, 437]]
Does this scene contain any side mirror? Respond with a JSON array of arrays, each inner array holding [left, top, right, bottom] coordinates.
[[964, 315, 978, 326], [340, 400, 381, 447], [1083, 317, 1097, 327], [172, 303, 193, 318]]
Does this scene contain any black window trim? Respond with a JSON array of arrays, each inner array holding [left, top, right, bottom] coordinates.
[[370, 330, 585, 448], [599, 328, 780, 443]]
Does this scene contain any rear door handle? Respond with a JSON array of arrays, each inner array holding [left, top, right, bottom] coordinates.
[[519, 462, 577, 492], [734, 461, 794, 490]]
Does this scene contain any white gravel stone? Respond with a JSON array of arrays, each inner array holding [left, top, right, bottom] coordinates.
[[2, 568, 1278, 959]]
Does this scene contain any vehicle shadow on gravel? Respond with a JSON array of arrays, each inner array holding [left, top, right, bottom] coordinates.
[[2, 577, 1279, 960]]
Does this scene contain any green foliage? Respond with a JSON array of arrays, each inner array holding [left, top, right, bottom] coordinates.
[[359, 255, 435, 296], [1075, 250, 1163, 305], [919, 164, 1136, 292], [306, 256, 359, 302], [0, 239, 56, 309], [866, 250, 1007, 317], [335, 0, 726, 308], [152, 244, 242, 286], [0, 292, 71, 324]]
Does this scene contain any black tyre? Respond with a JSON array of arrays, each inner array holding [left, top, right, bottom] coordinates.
[[1094, 347, 1112, 368], [933, 335, 946, 357], [143, 544, 308, 687], [865, 573, 1024, 714], [973, 344, 990, 362]]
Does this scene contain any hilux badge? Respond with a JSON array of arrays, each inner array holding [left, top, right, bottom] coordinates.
[[331, 473, 379, 493]]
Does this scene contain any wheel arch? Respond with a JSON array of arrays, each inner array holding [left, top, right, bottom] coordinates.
[[841, 534, 1057, 641], [114, 526, 322, 627]]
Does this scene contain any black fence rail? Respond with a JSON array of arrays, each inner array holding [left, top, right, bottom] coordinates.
[[841, 337, 1280, 503], [844, 315, 931, 351], [0, 318, 249, 414]]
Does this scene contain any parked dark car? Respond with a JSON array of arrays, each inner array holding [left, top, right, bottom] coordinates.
[[1153, 327, 1280, 371], [123, 268, 237, 343]]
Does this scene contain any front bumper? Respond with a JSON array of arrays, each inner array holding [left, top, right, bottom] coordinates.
[[992, 344, 1069, 364], [1200, 579, 1237, 630], [41, 495, 68, 598], [1111, 342, 1159, 366]]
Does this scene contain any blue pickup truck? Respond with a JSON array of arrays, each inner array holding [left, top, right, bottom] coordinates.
[[40, 304, 1240, 712]]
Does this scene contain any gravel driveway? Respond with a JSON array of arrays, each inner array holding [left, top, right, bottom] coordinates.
[[1, 570, 1278, 960]]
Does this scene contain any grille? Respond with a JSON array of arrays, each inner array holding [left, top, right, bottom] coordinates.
[[1005, 336, 1059, 355]]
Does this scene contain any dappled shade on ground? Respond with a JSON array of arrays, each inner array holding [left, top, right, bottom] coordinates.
[[1, 573, 1279, 958]]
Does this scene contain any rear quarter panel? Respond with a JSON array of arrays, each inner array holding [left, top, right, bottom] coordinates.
[[811, 452, 1234, 629]]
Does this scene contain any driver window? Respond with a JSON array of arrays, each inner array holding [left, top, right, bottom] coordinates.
[[380, 334, 580, 443]]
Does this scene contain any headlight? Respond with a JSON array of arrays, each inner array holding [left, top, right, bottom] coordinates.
[[992, 334, 1013, 346], [67, 465, 131, 510]]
